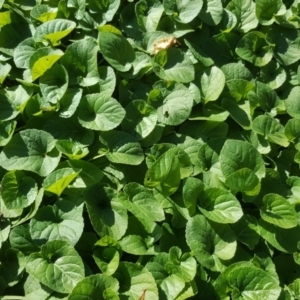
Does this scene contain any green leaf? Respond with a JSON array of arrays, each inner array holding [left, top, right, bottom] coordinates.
[[119, 234, 153, 255], [205, 34, 238, 65], [122, 182, 165, 232], [252, 115, 289, 147], [136, 0, 164, 31], [250, 132, 269, 155], [68, 0, 86, 19], [225, 79, 254, 101], [99, 130, 144, 165], [4, 0, 300, 296], [99, 66, 116, 97], [260, 193, 298, 229], [186, 215, 237, 272], [179, 137, 203, 175], [23, 275, 53, 300], [0, 10, 11, 27], [145, 148, 181, 196], [221, 62, 253, 81], [29, 47, 64, 81], [252, 81, 279, 114], [167, 247, 197, 282], [288, 279, 300, 299], [152, 48, 195, 83], [39, 64, 68, 104], [99, 31, 135, 72], [0, 120, 16, 146], [182, 177, 205, 216], [0, 196, 23, 220], [145, 253, 169, 281], [0, 129, 61, 177], [57, 160, 103, 195], [89, 0, 120, 25], [1, 170, 38, 209], [98, 23, 123, 36], [13, 37, 37, 69], [225, 168, 261, 195], [198, 188, 243, 224], [285, 119, 300, 150], [222, 98, 251, 129], [126, 55, 149, 80], [235, 31, 273, 67], [163, 0, 203, 23], [56, 140, 89, 160], [0, 90, 21, 121], [180, 120, 228, 141], [198, 66, 226, 103], [259, 61, 286, 89], [34, 19, 76, 45], [69, 274, 119, 300], [266, 27, 300, 66], [157, 144, 193, 179], [10, 187, 44, 227], [0, 247, 26, 287], [294, 152, 300, 166], [43, 114, 94, 146], [160, 274, 186, 299], [77, 93, 125, 131], [114, 262, 159, 299], [184, 36, 214, 67], [231, 215, 260, 250], [119, 3, 140, 38], [30, 4, 58, 22], [199, 0, 223, 26], [145, 143, 173, 167], [7, 84, 33, 113], [93, 244, 120, 276], [26, 240, 84, 293], [30, 199, 84, 246], [285, 86, 300, 119], [256, 0, 286, 25], [286, 177, 300, 199], [198, 32, 238, 66], [84, 184, 128, 240], [257, 219, 300, 253], [9, 224, 39, 255], [0, 62, 11, 85], [226, 0, 258, 33], [153, 85, 194, 126], [140, 123, 165, 147], [227, 265, 282, 299], [0, 19, 31, 56], [0, 219, 10, 250], [217, 9, 237, 33], [122, 100, 157, 140], [220, 139, 266, 180], [42, 167, 80, 196], [197, 138, 223, 175], [59, 88, 83, 118], [60, 37, 99, 86], [146, 250, 198, 297]]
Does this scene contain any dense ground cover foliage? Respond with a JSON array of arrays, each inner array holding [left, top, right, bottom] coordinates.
[[1, 0, 300, 298]]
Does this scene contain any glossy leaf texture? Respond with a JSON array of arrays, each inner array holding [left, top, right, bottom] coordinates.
[[1, 0, 300, 298], [26, 240, 84, 293]]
